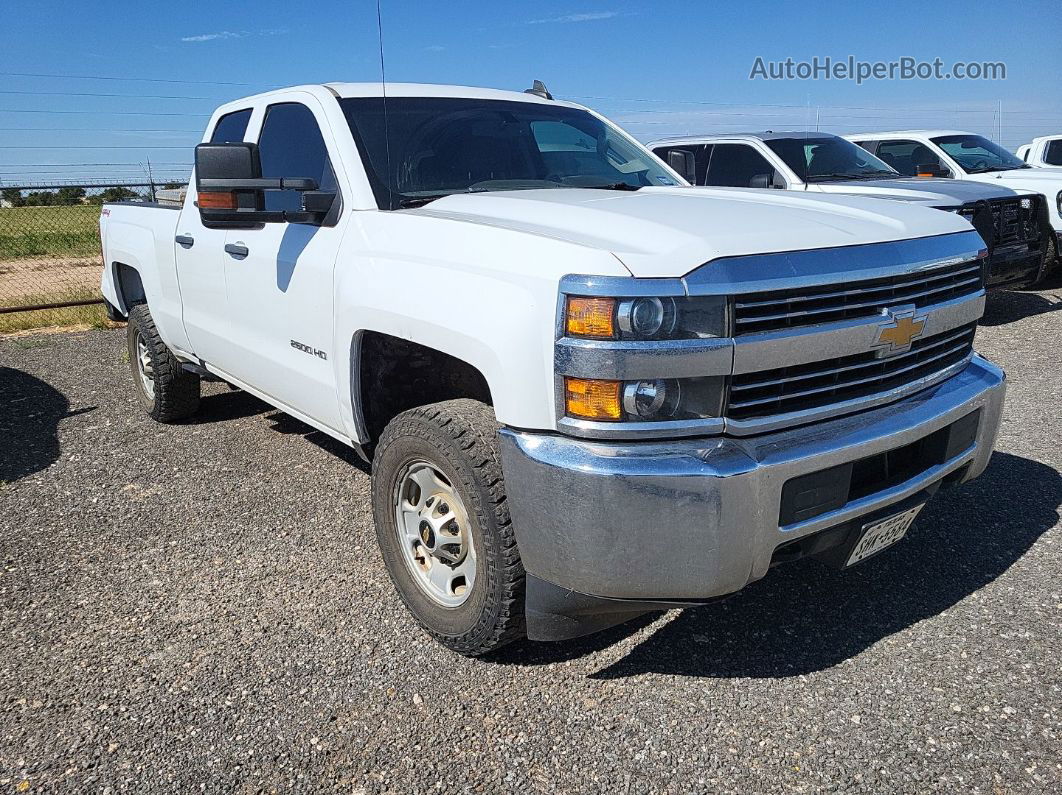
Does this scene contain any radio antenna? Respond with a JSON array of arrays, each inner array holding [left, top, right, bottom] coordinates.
[[376, 0, 393, 207]]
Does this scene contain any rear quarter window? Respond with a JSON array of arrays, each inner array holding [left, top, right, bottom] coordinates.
[[209, 109, 252, 143]]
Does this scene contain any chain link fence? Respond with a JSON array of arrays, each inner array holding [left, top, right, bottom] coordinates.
[[0, 182, 179, 332]]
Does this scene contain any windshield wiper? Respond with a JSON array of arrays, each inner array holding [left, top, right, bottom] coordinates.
[[575, 182, 642, 191], [805, 172, 874, 182], [396, 194, 452, 208], [965, 165, 1027, 174]]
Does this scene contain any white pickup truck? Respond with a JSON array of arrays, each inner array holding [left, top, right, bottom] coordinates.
[[1017, 135, 1062, 168], [847, 131, 1062, 272], [649, 131, 1050, 289], [100, 83, 1005, 656]]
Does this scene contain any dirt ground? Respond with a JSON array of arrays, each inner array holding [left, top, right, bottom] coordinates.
[[0, 256, 101, 303]]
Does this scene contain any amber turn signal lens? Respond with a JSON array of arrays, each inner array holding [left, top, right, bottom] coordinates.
[[565, 297, 616, 338], [565, 377, 622, 421], [198, 191, 237, 209]]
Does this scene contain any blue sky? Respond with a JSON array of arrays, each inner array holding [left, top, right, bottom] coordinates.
[[2, 0, 1060, 184]]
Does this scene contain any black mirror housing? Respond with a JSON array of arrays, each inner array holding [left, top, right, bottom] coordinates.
[[193, 142, 324, 227], [915, 163, 949, 178], [665, 149, 697, 184]]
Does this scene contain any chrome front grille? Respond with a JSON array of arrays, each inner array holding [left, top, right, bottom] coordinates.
[[733, 259, 983, 335], [726, 323, 977, 421]]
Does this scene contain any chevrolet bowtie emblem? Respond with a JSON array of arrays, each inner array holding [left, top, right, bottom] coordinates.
[[874, 310, 926, 356]]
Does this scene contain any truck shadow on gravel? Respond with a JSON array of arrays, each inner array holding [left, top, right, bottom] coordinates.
[[981, 282, 1062, 326], [492, 452, 1061, 678], [0, 366, 93, 482]]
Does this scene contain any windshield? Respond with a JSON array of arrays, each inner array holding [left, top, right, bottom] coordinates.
[[764, 134, 898, 182], [931, 134, 1029, 173], [338, 97, 679, 209]]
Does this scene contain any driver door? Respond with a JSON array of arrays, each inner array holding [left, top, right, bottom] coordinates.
[[218, 99, 347, 432]]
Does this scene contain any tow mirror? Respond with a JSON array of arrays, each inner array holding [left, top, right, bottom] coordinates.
[[194, 142, 326, 227], [665, 149, 697, 184], [749, 171, 784, 189], [915, 163, 949, 178]]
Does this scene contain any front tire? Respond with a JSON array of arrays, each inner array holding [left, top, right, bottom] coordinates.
[[126, 304, 200, 422], [371, 399, 525, 656]]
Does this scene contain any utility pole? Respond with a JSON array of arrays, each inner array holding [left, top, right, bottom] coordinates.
[[145, 157, 156, 202]]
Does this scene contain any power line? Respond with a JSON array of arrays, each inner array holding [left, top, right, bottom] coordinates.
[[0, 127, 203, 132], [0, 90, 218, 100], [571, 95, 1062, 116], [0, 108, 209, 117], [0, 162, 190, 167], [3, 146, 191, 149], [0, 70, 259, 87]]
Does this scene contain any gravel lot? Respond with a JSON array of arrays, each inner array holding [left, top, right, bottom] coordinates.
[[1, 282, 1060, 793]]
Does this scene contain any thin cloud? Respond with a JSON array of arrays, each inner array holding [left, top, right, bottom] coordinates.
[[527, 11, 622, 24], [424, 45, 446, 52], [181, 31, 243, 43], [180, 29, 286, 43]]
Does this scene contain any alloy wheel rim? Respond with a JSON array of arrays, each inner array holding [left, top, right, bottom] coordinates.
[[135, 333, 155, 400], [393, 461, 476, 608]]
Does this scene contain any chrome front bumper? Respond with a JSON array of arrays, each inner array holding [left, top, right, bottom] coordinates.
[[498, 356, 1005, 637]]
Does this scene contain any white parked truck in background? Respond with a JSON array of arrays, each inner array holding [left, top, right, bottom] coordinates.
[[1017, 135, 1062, 168], [847, 131, 1062, 273], [649, 131, 1050, 289], [100, 83, 1005, 655]]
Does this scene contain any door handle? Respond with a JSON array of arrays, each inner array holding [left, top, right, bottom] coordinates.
[[224, 243, 249, 258], [175, 234, 194, 248]]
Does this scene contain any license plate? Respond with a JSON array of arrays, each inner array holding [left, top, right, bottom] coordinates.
[[845, 504, 924, 566]]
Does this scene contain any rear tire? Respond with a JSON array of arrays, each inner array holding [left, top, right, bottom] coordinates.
[[371, 399, 525, 656], [126, 304, 200, 422]]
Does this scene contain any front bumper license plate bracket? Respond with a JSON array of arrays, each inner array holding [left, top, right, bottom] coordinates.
[[845, 503, 925, 567]]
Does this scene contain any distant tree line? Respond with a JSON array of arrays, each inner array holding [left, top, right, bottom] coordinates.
[[1, 185, 179, 207]]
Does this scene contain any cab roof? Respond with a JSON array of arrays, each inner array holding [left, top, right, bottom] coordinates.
[[845, 130, 975, 139], [212, 82, 582, 113]]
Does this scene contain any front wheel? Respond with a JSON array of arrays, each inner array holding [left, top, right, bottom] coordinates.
[[126, 304, 200, 422], [370, 399, 525, 656]]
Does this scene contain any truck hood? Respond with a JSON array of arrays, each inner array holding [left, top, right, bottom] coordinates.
[[410, 186, 972, 278], [962, 168, 1062, 222], [964, 166, 1062, 185], [811, 177, 1020, 205]]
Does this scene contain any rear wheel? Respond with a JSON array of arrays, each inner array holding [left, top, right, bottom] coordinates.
[[126, 304, 200, 422], [370, 399, 525, 656]]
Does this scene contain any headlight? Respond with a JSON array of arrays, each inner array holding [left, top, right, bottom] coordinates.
[[617, 297, 675, 337], [563, 375, 726, 422], [558, 282, 730, 432], [564, 294, 728, 340], [1056, 189, 1061, 216]]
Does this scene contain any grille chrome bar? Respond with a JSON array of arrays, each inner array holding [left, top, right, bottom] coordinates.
[[734, 265, 981, 310], [727, 323, 977, 420], [735, 276, 981, 324], [734, 259, 983, 335], [732, 324, 974, 391]]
